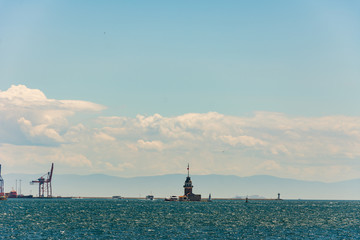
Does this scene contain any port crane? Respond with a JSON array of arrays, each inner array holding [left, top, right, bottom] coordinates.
[[31, 163, 54, 198]]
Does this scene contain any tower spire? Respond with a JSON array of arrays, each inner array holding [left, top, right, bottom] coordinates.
[[187, 163, 189, 177]]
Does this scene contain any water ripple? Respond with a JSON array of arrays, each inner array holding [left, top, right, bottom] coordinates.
[[0, 199, 359, 239]]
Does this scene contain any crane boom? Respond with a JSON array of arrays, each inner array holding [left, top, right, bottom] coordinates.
[[48, 163, 54, 182]]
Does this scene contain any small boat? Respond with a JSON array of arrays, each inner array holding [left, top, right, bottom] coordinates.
[[112, 196, 122, 199], [0, 195, 7, 201], [146, 195, 154, 200], [165, 196, 178, 201], [208, 193, 212, 202]]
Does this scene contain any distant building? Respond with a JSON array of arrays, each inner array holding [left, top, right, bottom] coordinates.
[[6, 190, 17, 198], [179, 164, 201, 201]]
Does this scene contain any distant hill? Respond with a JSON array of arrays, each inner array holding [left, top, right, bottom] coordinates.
[[3, 173, 360, 200]]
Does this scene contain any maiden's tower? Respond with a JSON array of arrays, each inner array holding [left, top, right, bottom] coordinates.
[[179, 164, 201, 201]]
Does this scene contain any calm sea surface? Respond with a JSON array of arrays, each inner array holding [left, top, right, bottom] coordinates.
[[0, 199, 359, 239]]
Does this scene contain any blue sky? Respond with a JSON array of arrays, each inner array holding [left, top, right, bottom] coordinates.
[[1, 0, 360, 117], [1, 1, 360, 187]]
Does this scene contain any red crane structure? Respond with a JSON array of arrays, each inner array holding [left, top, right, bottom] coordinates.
[[31, 163, 54, 198]]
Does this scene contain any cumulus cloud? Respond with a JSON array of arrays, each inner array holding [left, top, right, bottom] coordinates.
[[0, 85, 105, 146], [2, 85, 360, 182], [0, 85, 104, 111], [95, 112, 360, 161], [219, 135, 266, 147], [136, 139, 165, 151], [93, 112, 360, 181], [94, 132, 116, 142]]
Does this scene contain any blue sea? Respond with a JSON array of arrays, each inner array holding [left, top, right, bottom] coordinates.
[[0, 199, 359, 239]]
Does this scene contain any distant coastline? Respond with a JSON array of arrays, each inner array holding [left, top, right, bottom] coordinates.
[[3, 173, 360, 200]]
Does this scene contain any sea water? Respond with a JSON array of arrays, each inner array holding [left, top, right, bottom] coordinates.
[[0, 199, 359, 239]]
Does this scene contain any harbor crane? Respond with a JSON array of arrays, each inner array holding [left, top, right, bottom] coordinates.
[[31, 163, 54, 198]]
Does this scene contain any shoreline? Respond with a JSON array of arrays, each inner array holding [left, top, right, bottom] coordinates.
[[7, 197, 358, 201], [8, 197, 283, 200]]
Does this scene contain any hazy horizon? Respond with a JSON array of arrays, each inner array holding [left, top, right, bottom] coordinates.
[[3, 172, 360, 200]]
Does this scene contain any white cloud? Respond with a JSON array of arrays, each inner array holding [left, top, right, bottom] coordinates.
[[136, 139, 164, 151], [94, 131, 116, 142], [0, 84, 47, 102], [93, 111, 360, 181], [18, 117, 64, 144], [2, 85, 360, 182], [0, 85, 105, 146], [0, 85, 104, 111], [219, 135, 266, 147]]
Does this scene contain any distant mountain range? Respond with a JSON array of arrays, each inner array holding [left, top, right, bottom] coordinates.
[[3, 173, 360, 200]]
